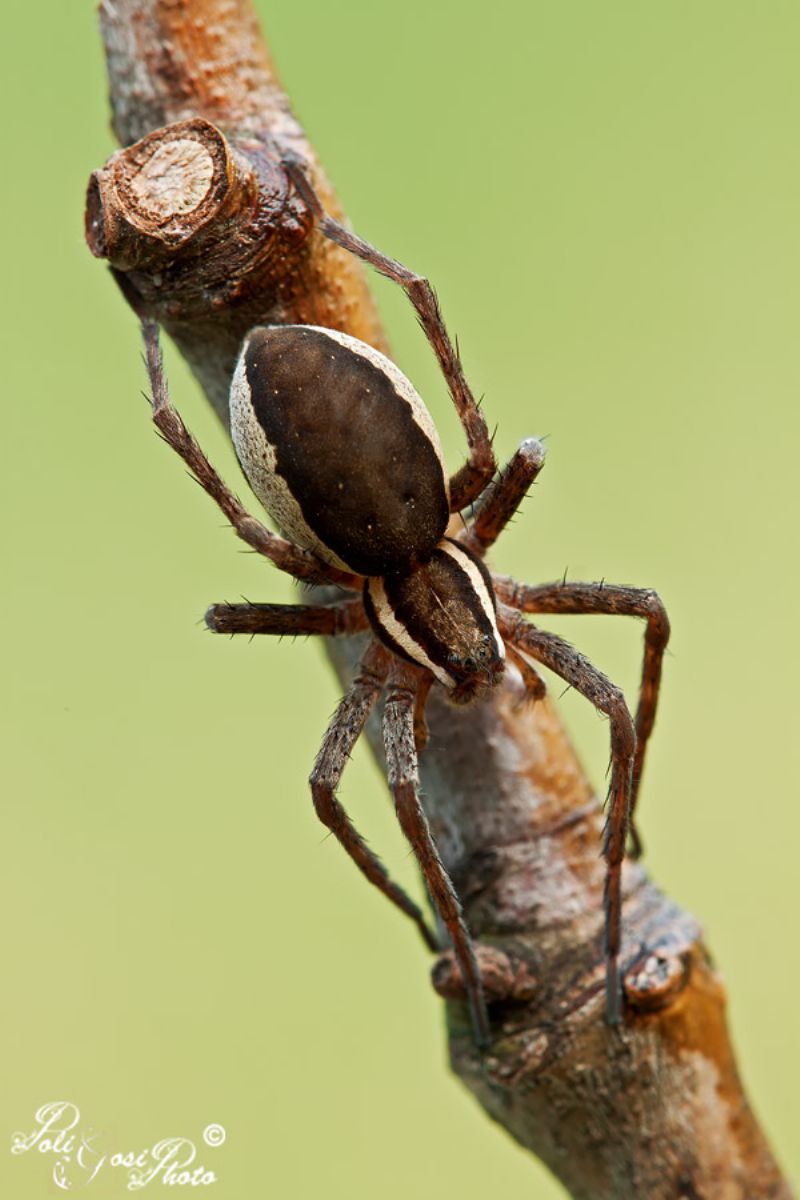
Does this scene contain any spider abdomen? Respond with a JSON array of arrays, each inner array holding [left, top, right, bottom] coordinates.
[[230, 325, 450, 576]]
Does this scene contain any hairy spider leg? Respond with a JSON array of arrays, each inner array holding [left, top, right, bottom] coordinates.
[[205, 599, 368, 637], [498, 605, 636, 1025], [495, 579, 669, 858], [142, 322, 361, 591], [308, 640, 440, 953], [383, 658, 491, 1046], [459, 432, 666, 858], [206, 599, 440, 955], [284, 160, 496, 514], [461, 437, 547, 558]]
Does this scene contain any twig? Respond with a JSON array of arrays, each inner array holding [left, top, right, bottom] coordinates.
[[85, 3, 791, 1196]]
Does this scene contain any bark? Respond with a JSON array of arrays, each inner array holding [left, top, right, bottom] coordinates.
[[85, 3, 791, 1196]]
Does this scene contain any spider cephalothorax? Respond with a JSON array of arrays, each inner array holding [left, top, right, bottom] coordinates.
[[363, 540, 506, 703], [141, 160, 670, 1046]]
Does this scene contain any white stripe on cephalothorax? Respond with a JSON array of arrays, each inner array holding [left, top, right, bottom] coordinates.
[[438, 541, 505, 660], [366, 578, 455, 688]]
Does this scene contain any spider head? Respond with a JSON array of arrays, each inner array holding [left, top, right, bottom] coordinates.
[[446, 636, 507, 704], [363, 538, 505, 701]]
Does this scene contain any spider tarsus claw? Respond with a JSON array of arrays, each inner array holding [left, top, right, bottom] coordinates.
[[628, 821, 645, 859], [281, 154, 322, 215], [279, 149, 305, 176], [519, 436, 547, 471], [204, 604, 224, 632]]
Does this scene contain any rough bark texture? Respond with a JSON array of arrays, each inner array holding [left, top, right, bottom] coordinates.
[[86, 3, 791, 1197]]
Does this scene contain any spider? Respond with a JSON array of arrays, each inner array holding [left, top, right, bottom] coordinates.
[[139, 159, 670, 1046]]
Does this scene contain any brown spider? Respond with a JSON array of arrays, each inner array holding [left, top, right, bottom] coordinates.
[[140, 160, 670, 1046]]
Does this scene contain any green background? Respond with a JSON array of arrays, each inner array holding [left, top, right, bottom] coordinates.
[[2, 2, 798, 1195]]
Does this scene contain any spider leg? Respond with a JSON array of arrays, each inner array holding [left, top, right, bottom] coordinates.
[[499, 604, 636, 1025], [309, 640, 439, 953], [460, 438, 546, 558], [412, 672, 434, 754], [283, 160, 496, 514], [142, 323, 361, 591], [383, 658, 490, 1047], [504, 641, 547, 707], [495, 578, 669, 857], [205, 598, 368, 637]]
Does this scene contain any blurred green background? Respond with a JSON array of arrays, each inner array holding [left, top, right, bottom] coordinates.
[[2, 2, 798, 1196]]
